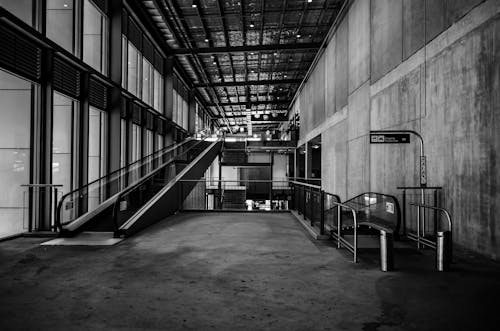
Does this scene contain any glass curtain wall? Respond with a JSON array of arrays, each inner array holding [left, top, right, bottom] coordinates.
[[0, 70, 33, 238], [88, 106, 107, 209], [130, 123, 141, 182], [52, 92, 79, 220], [0, 0, 34, 26], [145, 129, 153, 172], [46, 0, 76, 53], [83, 0, 108, 74], [127, 42, 140, 97], [142, 58, 153, 106], [153, 69, 163, 113]]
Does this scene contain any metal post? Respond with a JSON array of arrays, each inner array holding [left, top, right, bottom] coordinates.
[[433, 189, 438, 235], [310, 189, 314, 226], [416, 205, 421, 249], [303, 187, 306, 220], [436, 231, 452, 271], [380, 230, 394, 272], [53, 187, 58, 231], [337, 206, 341, 249], [320, 190, 325, 235], [402, 189, 406, 236]]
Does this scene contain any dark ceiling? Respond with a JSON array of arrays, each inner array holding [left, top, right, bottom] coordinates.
[[141, 0, 345, 133]]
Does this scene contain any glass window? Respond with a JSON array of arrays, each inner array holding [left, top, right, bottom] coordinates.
[[83, 0, 108, 74], [153, 69, 163, 113], [145, 129, 153, 173], [88, 106, 107, 209], [0, 69, 33, 238], [129, 123, 141, 183], [46, 0, 75, 53], [156, 134, 163, 152], [121, 35, 127, 88], [0, 0, 34, 26], [127, 42, 140, 97], [142, 58, 153, 106], [52, 91, 79, 205], [131, 123, 141, 163], [183, 98, 189, 130], [88, 107, 107, 183], [120, 119, 127, 169], [172, 89, 178, 123]]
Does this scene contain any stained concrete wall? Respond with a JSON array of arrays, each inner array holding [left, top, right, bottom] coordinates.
[[296, 0, 500, 259]]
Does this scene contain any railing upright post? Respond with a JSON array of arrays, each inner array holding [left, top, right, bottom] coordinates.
[[402, 189, 406, 236], [303, 187, 306, 220], [320, 190, 325, 235], [309, 188, 314, 226], [337, 205, 341, 249], [53, 187, 58, 231], [433, 189, 438, 235]]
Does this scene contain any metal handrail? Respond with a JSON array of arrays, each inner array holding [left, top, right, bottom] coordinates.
[[56, 137, 195, 230], [330, 200, 358, 263], [409, 203, 452, 232], [57, 137, 194, 208], [111, 138, 216, 233], [289, 180, 321, 190]]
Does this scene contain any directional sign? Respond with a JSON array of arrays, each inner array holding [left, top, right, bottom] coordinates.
[[370, 133, 411, 144]]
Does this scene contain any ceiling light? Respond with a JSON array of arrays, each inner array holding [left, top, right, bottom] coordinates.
[[297, 34, 301, 38], [204, 38, 209, 42], [192, 4, 197, 8], [263, 115, 269, 120], [307, 0, 312, 3], [240, 127, 245, 133], [213, 61, 217, 65], [249, 23, 255, 28]]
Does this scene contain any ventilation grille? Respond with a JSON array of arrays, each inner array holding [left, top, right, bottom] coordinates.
[[0, 24, 42, 82], [143, 38, 154, 65], [132, 103, 142, 125], [89, 78, 109, 110], [144, 111, 154, 130], [156, 118, 166, 134], [127, 19, 142, 51], [120, 97, 128, 118], [154, 51, 163, 72], [53, 57, 81, 98]]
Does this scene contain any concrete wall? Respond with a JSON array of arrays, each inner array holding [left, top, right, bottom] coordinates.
[[295, 0, 500, 259]]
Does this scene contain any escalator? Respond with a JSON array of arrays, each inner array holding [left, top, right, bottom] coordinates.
[[56, 137, 221, 238]]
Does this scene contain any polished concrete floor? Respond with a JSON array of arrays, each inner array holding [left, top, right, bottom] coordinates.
[[0, 212, 499, 330]]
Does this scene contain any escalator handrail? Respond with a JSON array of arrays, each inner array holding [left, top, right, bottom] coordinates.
[[342, 191, 402, 233], [55, 137, 194, 230], [111, 138, 215, 232]]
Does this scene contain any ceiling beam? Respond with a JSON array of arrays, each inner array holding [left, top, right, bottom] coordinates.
[[207, 100, 291, 107], [194, 78, 302, 88], [172, 43, 321, 55]]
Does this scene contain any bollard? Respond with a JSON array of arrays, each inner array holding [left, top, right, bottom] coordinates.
[[380, 230, 394, 272], [436, 231, 452, 271]]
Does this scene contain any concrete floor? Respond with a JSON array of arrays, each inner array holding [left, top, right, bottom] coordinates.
[[0, 212, 499, 330]]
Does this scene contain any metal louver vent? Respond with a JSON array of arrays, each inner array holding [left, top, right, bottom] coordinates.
[[0, 24, 42, 82], [89, 78, 109, 110], [144, 111, 154, 130], [128, 19, 142, 51], [53, 57, 81, 98], [120, 97, 128, 118], [154, 51, 163, 72], [142, 38, 154, 65], [156, 118, 166, 134], [132, 103, 142, 125]]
